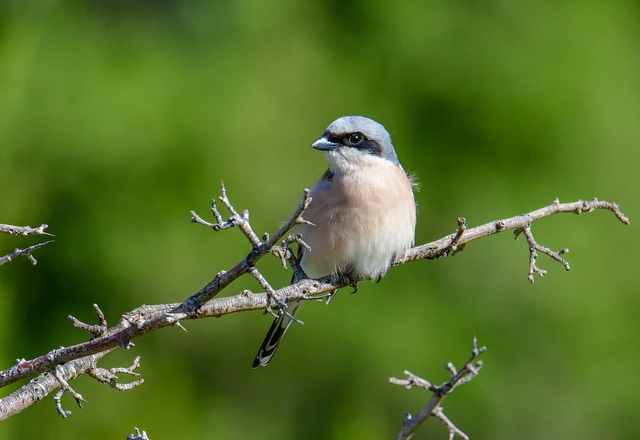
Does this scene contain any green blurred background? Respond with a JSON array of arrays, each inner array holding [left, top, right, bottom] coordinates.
[[1, 1, 638, 439]]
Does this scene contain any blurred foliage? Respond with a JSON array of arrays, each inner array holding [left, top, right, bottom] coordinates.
[[0, 0, 639, 439]]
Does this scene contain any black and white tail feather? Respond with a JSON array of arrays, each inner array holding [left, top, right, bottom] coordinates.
[[252, 300, 303, 368]]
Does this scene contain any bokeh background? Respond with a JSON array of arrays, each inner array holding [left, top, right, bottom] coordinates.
[[1, 1, 638, 439]]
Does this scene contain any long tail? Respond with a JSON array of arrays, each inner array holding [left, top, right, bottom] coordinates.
[[252, 301, 303, 368]]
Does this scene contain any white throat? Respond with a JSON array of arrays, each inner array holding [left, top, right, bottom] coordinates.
[[324, 148, 390, 175]]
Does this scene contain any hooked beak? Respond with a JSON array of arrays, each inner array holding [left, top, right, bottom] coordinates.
[[311, 137, 341, 151]]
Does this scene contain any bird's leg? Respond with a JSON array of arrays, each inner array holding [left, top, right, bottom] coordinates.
[[320, 273, 360, 304]]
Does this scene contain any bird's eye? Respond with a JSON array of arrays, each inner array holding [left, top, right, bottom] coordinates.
[[348, 133, 364, 145]]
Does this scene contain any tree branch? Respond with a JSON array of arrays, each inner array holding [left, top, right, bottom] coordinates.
[[0, 352, 108, 419], [0, 222, 54, 266], [394, 198, 629, 282], [0, 191, 628, 419], [390, 335, 486, 440], [0, 240, 54, 266], [0, 308, 143, 421], [0, 223, 54, 237]]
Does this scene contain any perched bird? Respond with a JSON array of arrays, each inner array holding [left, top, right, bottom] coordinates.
[[252, 116, 417, 368]]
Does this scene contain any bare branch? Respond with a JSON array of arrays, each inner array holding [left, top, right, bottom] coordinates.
[[390, 336, 486, 440], [0, 352, 107, 420], [183, 185, 313, 312], [519, 226, 570, 282], [0, 240, 54, 266], [0, 349, 144, 421], [432, 407, 469, 440], [190, 181, 262, 247], [0, 197, 627, 389], [52, 364, 87, 409], [88, 356, 144, 391], [69, 304, 108, 337], [393, 198, 629, 281], [263, 188, 314, 248], [0, 194, 628, 420], [0, 223, 54, 237]]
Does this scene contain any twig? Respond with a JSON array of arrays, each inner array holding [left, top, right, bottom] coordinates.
[[390, 336, 486, 440], [0, 223, 53, 236], [127, 427, 151, 440], [51, 365, 87, 417], [181, 183, 313, 315], [0, 353, 107, 419], [190, 180, 262, 246], [87, 356, 144, 391], [0, 240, 54, 266], [443, 217, 467, 257], [519, 226, 570, 282], [69, 304, 108, 337], [393, 198, 629, 281], [432, 407, 469, 440]]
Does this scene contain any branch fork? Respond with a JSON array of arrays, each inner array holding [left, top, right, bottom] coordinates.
[[187, 183, 313, 317], [69, 304, 108, 337], [88, 356, 144, 391], [50, 305, 145, 418], [516, 225, 570, 283], [390, 336, 486, 440]]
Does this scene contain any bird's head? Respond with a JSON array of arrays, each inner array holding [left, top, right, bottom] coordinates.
[[311, 116, 400, 174]]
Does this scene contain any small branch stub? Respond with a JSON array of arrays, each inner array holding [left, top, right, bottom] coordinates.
[[445, 217, 467, 256]]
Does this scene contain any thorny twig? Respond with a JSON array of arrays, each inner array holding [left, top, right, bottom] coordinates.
[[393, 198, 629, 282], [0, 193, 629, 420], [181, 184, 313, 315], [0, 240, 54, 266], [69, 304, 109, 337], [390, 335, 486, 440], [0, 223, 53, 237], [271, 233, 310, 269], [52, 365, 87, 418], [32, 305, 143, 419], [0, 223, 54, 266], [87, 356, 144, 391]]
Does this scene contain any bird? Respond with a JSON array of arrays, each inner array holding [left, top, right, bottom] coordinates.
[[252, 116, 417, 368]]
